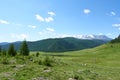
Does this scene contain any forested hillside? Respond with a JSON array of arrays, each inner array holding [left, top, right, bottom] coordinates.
[[1, 37, 110, 52]]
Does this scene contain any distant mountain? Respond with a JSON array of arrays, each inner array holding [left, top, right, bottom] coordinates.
[[0, 42, 9, 45], [74, 35, 112, 41], [1, 37, 111, 52]]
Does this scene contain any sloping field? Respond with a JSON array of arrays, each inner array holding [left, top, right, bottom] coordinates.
[[0, 43, 120, 80]]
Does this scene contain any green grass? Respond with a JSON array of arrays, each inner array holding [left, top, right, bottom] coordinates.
[[0, 43, 120, 80]]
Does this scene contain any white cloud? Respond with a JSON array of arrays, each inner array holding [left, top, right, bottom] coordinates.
[[11, 33, 28, 40], [36, 14, 54, 22], [54, 34, 83, 38], [83, 9, 91, 14], [107, 11, 116, 16], [46, 28, 54, 32], [45, 17, 54, 22], [112, 24, 120, 30], [0, 20, 9, 24], [112, 24, 120, 27], [98, 33, 103, 35], [21, 34, 28, 39], [59, 34, 72, 38], [106, 33, 112, 36], [36, 12, 55, 23], [48, 12, 55, 16], [35, 14, 44, 22], [28, 25, 36, 29], [12, 23, 23, 26], [38, 32, 43, 35], [38, 28, 55, 36], [111, 12, 116, 16]]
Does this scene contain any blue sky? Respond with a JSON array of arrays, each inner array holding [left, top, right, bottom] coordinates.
[[0, 0, 120, 42]]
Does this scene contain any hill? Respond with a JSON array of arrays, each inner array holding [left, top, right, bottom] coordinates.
[[44, 42, 120, 79], [0, 41, 120, 79], [0, 42, 9, 45], [1, 37, 110, 52]]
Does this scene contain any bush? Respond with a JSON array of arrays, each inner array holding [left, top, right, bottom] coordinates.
[[43, 56, 52, 66], [36, 52, 39, 57], [38, 59, 42, 65], [73, 75, 84, 80], [1, 57, 9, 64], [73, 72, 84, 80]]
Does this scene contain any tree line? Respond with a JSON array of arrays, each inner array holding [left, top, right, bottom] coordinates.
[[110, 35, 120, 43], [0, 40, 29, 56]]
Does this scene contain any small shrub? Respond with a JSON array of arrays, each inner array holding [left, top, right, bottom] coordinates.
[[27, 56, 33, 61], [36, 52, 39, 57], [43, 56, 52, 66], [73, 74, 84, 80], [83, 69, 91, 75], [1, 57, 9, 64], [73, 71, 84, 80], [38, 59, 42, 65], [15, 56, 26, 64], [74, 75, 79, 80]]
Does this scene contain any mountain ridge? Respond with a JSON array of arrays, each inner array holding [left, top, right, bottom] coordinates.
[[1, 37, 111, 52], [70, 34, 112, 40]]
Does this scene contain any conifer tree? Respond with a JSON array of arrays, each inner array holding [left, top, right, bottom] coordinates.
[[111, 35, 120, 43], [8, 43, 16, 56], [2, 49, 7, 56], [20, 40, 29, 56]]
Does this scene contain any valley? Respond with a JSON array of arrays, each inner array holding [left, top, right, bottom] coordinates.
[[0, 41, 120, 80], [0, 0, 120, 80]]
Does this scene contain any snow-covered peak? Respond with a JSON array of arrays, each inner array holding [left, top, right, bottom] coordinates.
[[74, 34, 112, 41]]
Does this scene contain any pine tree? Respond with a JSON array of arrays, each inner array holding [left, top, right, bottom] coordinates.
[[111, 35, 120, 43], [2, 49, 7, 56], [8, 43, 16, 56], [20, 40, 29, 56]]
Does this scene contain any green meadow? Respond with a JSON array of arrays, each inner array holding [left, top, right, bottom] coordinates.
[[0, 43, 120, 80]]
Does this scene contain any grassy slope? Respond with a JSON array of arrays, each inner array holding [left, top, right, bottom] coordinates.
[[44, 43, 120, 80], [0, 43, 120, 80]]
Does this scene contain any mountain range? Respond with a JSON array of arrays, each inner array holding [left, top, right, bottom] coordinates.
[[68, 34, 112, 40], [0, 35, 112, 52]]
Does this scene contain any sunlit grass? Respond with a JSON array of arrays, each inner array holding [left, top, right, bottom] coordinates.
[[0, 43, 120, 80]]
